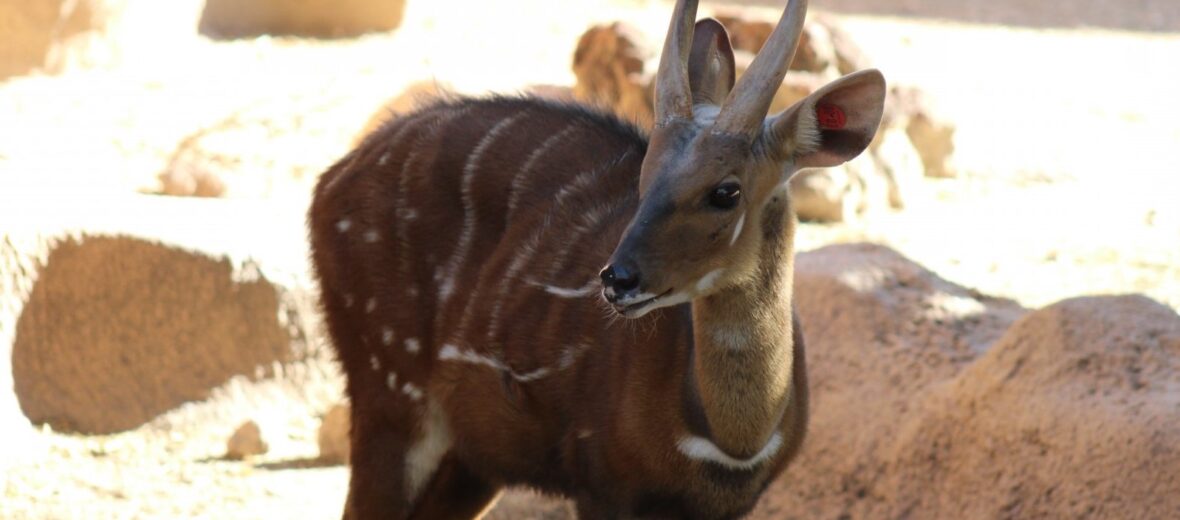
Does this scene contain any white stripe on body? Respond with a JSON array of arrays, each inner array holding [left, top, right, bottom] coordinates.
[[438, 111, 532, 304], [394, 107, 473, 301], [483, 156, 621, 344], [504, 122, 581, 221]]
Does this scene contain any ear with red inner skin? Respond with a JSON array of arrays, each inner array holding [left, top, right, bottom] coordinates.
[[763, 68, 886, 169], [687, 18, 736, 107]]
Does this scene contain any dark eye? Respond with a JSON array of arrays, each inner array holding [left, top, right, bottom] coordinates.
[[707, 182, 741, 210]]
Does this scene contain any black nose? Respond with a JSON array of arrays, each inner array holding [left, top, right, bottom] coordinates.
[[600, 263, 641, 297]]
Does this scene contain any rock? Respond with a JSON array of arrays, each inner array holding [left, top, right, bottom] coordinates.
[[818, 16, 872, 76], [733, 53, 827, 115], [524, 84, 576, 103], [317, 403, 350, 464], [198, 0, 406, 39], [225, 420, 268, 460], [2, 194, 314, 435], [888, 86, 960, 179], [906, 110, 959, 179], [883, 295, 1180, 518], [751, 246, 1180, 519], [753, 244, 1026, 518], [353, 80, 453, 147], [714, 13, 833, 73], [157, 91, 363, 199], [870, 124, 924, 209], [789, 164, 863, 223], [571, 22, 654, 128], [0, 0, 95, 80], [158, 159, 227, 198]]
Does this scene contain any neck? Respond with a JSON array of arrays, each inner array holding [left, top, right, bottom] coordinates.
[[688, 204, 797, 458]]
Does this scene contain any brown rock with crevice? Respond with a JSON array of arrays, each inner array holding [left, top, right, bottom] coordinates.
[[11, 235, 294, 434]]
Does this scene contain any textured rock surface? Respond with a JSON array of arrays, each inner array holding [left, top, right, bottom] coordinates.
[[1, 194, 316, 434], [199, 0, 406, 39], [11, 235, 293, 434]]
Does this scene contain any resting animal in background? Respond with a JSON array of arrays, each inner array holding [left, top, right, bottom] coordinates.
[[308, 0, 885, 517]]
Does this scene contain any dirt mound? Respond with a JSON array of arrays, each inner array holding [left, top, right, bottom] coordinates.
[[11, 235, 295, 434], [882, 295, 1180, 518], [198, 0, 406, 39], [749, 243, 1024, 518], [750, 247, 1179, 519], [0, 0, 94, 80]]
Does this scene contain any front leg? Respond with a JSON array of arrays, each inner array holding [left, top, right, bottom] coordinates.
[[344, 401, 415, 519]]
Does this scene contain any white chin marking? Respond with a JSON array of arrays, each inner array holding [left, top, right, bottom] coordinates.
[[696, 269, 725, 292], [615, 291, 657, 306], [623, 291, 691, 318], [676, 432, 783, 470]]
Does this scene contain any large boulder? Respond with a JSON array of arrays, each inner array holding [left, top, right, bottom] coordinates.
[[1, 194, 316, 435], [0, 0, 95, 80], [10, 235, 295, 434], [571, 22, 654, 128], [751, 246, 1180, 519], [199, 0, 406, 39], [882, 295, 1180, 518]]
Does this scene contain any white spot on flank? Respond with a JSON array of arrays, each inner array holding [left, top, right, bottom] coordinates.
[[396, 207, 418, 221], [378, 151, 391, 165], [386, 372, 398, 390], [404, 337, 421, 354], [405, 398, 451, 500], [439, 111, 531, 304], [369, 355, 380, 371], [365, 297, 377, 314], [696, 269, 725, 292], [730, 212, 746, 246], [381, 327, 394, 345], [677, 432, 784, 470], [558, 343, 592, 370], [336, 219, 352, 233], [401, 382, 424, 401], [363, 229, 380, 243], [343, 294, 355, 308]]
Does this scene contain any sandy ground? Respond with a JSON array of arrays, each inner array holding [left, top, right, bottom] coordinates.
[[1, 0, 1178, 518]]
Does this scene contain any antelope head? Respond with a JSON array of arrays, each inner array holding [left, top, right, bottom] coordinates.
[[600, 0, 885, 318]]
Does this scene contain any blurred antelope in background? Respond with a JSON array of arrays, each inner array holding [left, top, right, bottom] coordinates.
[[308, 0, 885, 517]]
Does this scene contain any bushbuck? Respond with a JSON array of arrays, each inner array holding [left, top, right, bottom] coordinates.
[[308, 0, 885, 517]]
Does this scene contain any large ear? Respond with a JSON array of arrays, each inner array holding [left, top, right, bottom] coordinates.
[[765, 69, 886, 169], [687, 19, 736, 107]]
